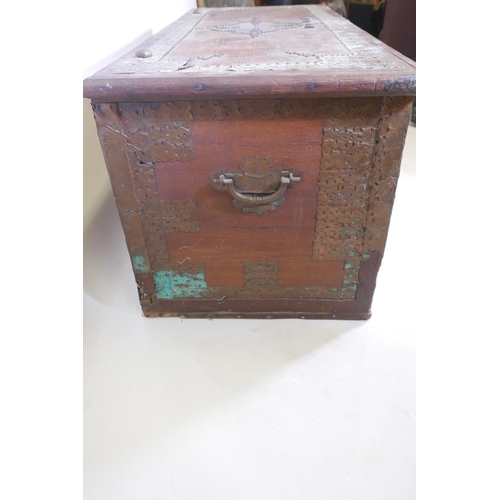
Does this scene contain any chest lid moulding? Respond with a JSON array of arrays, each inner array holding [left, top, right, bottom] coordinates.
[[83, 5, 416, 319]]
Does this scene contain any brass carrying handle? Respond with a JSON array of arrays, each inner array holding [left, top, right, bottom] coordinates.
[[213, 171, 302, 206]]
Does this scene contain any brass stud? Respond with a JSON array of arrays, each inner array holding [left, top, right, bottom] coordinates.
[[135, 48, 152, 58]]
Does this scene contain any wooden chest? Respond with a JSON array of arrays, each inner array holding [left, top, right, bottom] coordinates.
[[83, 5, 416, 319]]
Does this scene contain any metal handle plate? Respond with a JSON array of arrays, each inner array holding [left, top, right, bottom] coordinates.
[[213, 171, 302, 206], [209, 156, 304, 214]]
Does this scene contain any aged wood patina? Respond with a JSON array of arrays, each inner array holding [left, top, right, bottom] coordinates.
[[84, 5, 416, 319]]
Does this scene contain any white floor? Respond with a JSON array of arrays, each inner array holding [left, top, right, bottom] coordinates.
[[83, 124, 416, 500]]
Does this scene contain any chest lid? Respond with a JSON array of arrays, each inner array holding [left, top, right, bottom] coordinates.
[[83, 5, 416, 102]]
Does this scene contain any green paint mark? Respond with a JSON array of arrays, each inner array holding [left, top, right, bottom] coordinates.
[[362, 253, 371, 260], [344, 262, 353, 270], [376, 232, 382, 238], [133, 255, 149, 272], [153, 270, 208, 299]]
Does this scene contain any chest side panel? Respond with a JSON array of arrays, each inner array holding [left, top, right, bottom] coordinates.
[[92, 96, 412, 313]]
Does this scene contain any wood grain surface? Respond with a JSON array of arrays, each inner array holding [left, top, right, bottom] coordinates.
[[83, 5, 416, 101]]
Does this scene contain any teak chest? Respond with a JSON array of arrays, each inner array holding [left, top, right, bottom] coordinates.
[[83, 5, 416, 319]]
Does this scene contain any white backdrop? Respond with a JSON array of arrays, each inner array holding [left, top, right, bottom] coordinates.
[[83, 0, 196, 78]]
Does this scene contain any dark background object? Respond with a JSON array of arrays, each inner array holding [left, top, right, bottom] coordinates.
[[348, 1, 385, 38], [264, 0, 320, 4], [197, 0, 255, 6], [379, 0, 416, 61], [377, 0, 416, 122], [370, 3, 385, 38], [348, 2, 373, 33]]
